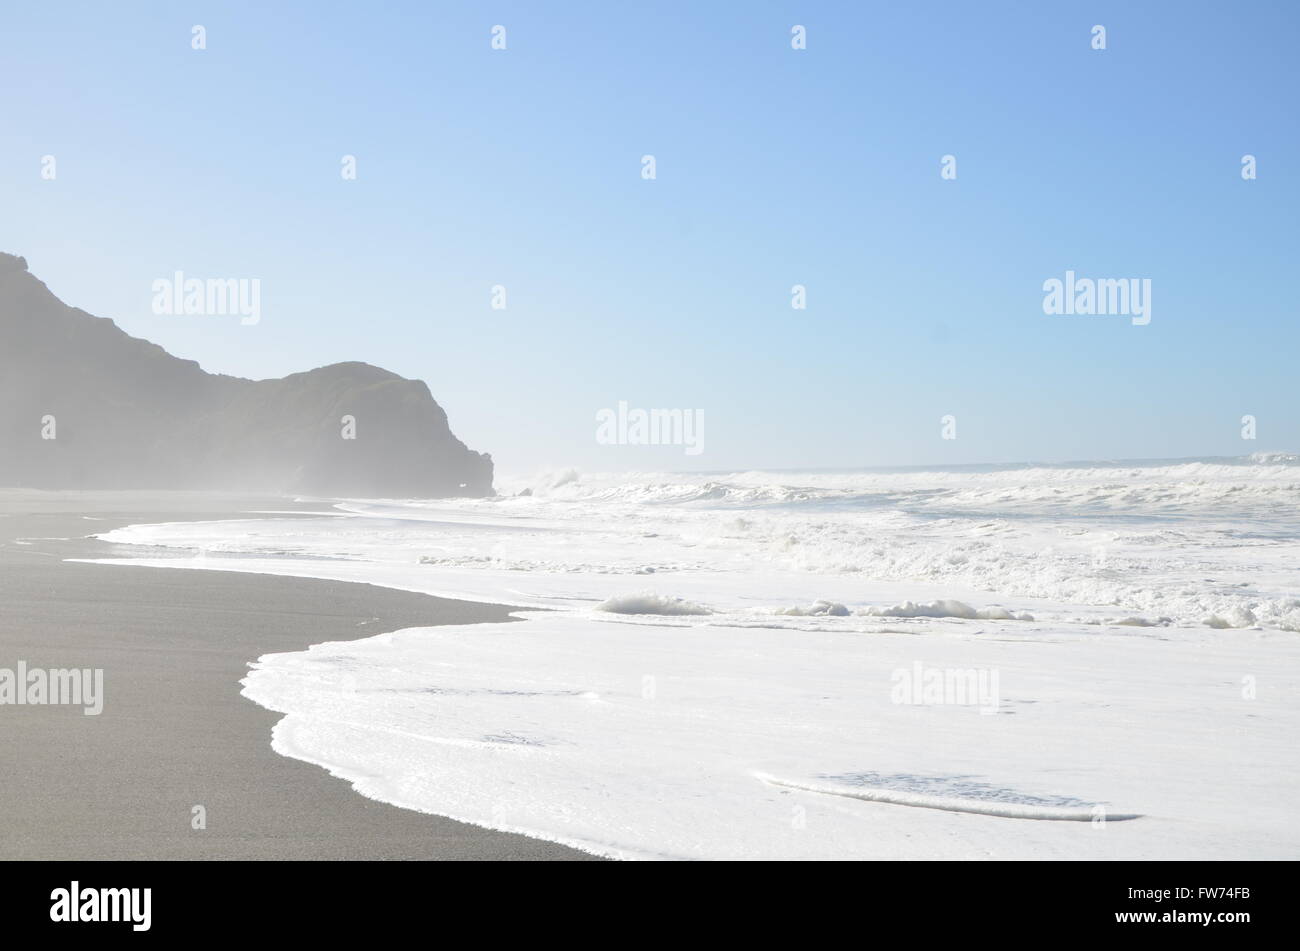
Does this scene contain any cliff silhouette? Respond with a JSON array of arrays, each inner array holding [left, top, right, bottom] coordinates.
[[0, 253, 493, 497]]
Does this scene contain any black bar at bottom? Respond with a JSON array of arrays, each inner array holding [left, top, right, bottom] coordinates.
[[2, 859, 1284, 938]]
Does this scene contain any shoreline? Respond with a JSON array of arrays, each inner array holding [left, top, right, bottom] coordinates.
[[0, 491, 599, 860], [6, 488, 1297, 859]]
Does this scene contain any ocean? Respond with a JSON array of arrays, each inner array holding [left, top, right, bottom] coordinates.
[[83, 454, 1300, 858]]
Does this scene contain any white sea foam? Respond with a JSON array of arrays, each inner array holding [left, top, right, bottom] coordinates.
[[82, 456, 1300, 858], [596, 593, 712, 616], [862, 599, 1034, 621], [776, 600, 850, 617], [95, 456, 1300, 633]]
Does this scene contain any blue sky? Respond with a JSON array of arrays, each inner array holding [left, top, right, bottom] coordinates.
[[2, 1, 1296, 474]]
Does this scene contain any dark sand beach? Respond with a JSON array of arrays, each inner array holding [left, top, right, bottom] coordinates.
[[0, 492, 596, 860]]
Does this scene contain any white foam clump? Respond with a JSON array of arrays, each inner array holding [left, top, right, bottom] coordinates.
[[596, 592, 712, 616], [1204, 606, 1258, 629], [530, 467, 580, 493], [863, 599, 1033, 621], [776, 600, 850, 617]]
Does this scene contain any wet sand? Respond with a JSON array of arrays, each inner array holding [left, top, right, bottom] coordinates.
[[0, 491, 597, 860]]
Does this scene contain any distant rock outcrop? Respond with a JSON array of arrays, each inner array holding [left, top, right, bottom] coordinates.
[[0, 252, 493, 496]]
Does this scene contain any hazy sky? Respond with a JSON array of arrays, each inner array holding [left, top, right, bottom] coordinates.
[[2, 1, 1297, 475]]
